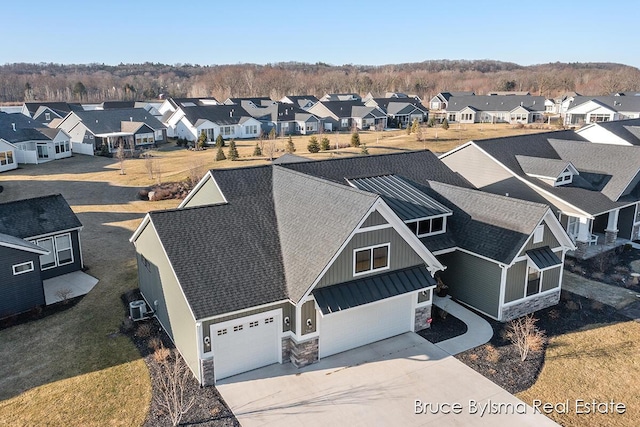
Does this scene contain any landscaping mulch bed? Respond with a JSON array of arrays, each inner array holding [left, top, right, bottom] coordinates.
[[120, 292, 239, 427], [455, 290, 629, 394], [417, 305, 467, 343], [565, 245, 640, 293], [0, 296, 82, 331]]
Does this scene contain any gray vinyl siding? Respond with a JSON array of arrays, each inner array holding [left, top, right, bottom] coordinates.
[[541, 266, 561, 292], [135, 222, 199, 377], [301, 299, 316, 335], [436, 251, 502, 318], [361, 210, 388, 228], [518, 221, 561, 256], [315, 227, 424, 289], [505, 260, 527, 303], [618, 204, 635, 239], [0, 247, 44, 318], [182, 176, 225, 208], [441, 144, 512, 188], [38, 230, 83, 280]]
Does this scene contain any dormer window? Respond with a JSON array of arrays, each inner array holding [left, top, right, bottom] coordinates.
[[554, 167, 575, 187], [406, 216, 446, 237]]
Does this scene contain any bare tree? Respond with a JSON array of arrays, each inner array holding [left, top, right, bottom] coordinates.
[[503, 315, 545, 361], [188, 159, 206, 188], [264, 128, 277, 161], [155, 350, 196, 426]]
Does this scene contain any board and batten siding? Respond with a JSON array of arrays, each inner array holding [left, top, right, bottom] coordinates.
[[315, 227, 424, 289], [505, 260, 527, 303], [518, 221, 560, 256], [360, 210, 388, 228], [441, 144, 512, 188], [182, 176, 225, 208], [135, 222, 199, 376], [542, 265, 561, 292], [437, 251, 502, 318], [301, 299, 317, 335], [0, 247, 44, 318], [201, 301, 296, 347]]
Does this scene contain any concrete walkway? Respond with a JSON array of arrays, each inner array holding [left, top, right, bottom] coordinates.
[[43, 271, 99, 305], [562, 270, 640, 321], [432, 295, 494, 355]]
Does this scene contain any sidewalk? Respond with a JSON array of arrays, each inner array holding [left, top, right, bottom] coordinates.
[[432, 295, 494, 355], [562, 270, 640, 322]]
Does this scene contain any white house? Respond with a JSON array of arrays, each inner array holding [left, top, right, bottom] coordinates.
[[168, 105, 263, 142], [0, 139, 17, 172]]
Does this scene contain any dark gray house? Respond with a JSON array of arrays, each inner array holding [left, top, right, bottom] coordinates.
[[0, 195, 84, 318], [131, 151, 573, 385]]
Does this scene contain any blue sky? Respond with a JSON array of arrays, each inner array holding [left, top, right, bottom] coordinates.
[[2, 1, 639, 68]]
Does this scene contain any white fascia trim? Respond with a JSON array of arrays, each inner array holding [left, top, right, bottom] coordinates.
[[497, 265, 508, 321], [466, 142, 593, 218], [130, 214, 151, 243], [0, 241, 49, 255], [438, 140, 474, 159], [512, 246, 564, 263], [197, 299, 292, 324], [376, 199, 445, 275], [356, 223, 392, 233], [177, 171, 229, 208], [431, 247, 456, 256], [616, 167, 640, 202]]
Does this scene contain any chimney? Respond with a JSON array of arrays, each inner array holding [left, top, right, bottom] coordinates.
[[11, 123, 16, 131]]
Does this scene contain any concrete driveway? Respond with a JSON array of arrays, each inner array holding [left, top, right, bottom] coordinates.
[[217, 333, 558, 426]]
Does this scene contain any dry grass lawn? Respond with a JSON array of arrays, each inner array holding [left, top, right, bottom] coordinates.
[[517, 321, 640, 427]]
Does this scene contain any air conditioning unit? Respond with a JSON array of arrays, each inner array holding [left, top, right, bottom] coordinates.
[[129, 300, 149, 321]]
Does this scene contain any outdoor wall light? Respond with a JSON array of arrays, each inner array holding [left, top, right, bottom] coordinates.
[[306, 319, 313, 328], [203, 336, 210, 345], [421, 290, 428, 296], [284, 317, 290, 326]]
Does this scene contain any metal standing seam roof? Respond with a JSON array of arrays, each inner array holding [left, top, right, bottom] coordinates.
[[526, 246, 562, 270], [313, 266, 436, 315], [349, 175, 452, 221]]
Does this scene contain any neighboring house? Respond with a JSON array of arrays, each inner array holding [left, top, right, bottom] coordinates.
[[365, 97, 428, 127], [440, 130, 640, 259], [165, 105, 263, 142], [225, 101, 320, 135], [0, 194, 84, 318], [0, 139, 17, 172], [157, 98, 220, 136], [428, 91, 475, 111], [562, 96, 640, 125], [576, 118, 640, 146], [131, 151, 572, 385], [0, 112, 71, 164], [444, 95, 546, 124], [279, 95, 319, 111], [21, 102, 82, 125], [307, 101, 387, 131], [55, 108, 167, 154], [224, 97, 276, 107], [319, 93, 361, 102]]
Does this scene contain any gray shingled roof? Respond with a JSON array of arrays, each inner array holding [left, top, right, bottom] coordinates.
[[273, 167, 378, 303], [0, 194, 82, 239], [148, 165, 379, 319], [317, 101, 366, 118], [426, 181, 549, 263], [281, 150, 474, 189], [515, 155, 573, 179], [581, 118, 640, 146], [446, 95, 546, 113], [72, 108, 166, 134], [0, 232, 50, 254], [349, 175, 451, 220], [0, 112, 51, 143], [180, 105, 252, 127], [567, 96, 640, 113]]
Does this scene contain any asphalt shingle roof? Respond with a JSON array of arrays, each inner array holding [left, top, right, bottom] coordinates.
[[581, 118, 640, 146], [0, 194, 82, 239], [0, 112, 51, 143], [72, 108, 165, 134], [567, 96, 640, 113], [446, 95, 546, 113], [515, 155, 573, 179], [181, 105, 252, 126]]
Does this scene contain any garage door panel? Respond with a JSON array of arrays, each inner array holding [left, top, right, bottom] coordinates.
[[319, 294, 412, 358], [212, 315, 279, 380]]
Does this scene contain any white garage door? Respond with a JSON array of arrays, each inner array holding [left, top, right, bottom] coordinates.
[[212, 314, 279, 380], [319, 294, 413, 358]]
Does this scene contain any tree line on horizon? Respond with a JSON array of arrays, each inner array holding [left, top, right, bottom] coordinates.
[[1, 60, 639, 104]]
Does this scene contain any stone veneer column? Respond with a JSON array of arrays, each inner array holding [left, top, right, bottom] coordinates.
[[200, 357, 215, 386], [290, 337, 319, 368], [605, 229, 618, 245], [574, 240, 588, 259], [414, 305, 432, 332], [501, 290, 561, 322], [281, 337, 292, 363]]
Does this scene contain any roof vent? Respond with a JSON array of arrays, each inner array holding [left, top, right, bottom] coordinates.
[[230, 109, 234, 117], [11, 123, 16, 131], [130, 117, 133, 121], [520, 102, 524, 106]]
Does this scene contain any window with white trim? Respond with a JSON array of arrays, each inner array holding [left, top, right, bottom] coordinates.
[[33, 233, 74, 270], [45, 112, 51, 121], [354, 243, 390, 275], [12, 261, 34, 275], [555, 170, 573, 186], [526, 266, 541, 297]]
